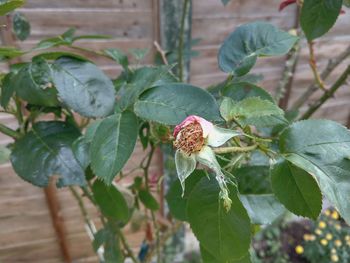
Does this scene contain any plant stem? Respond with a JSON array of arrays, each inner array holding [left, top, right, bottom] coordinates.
[[178, 0, 190, 82], [69, 45, 112, 60], [115, 227, 140, 263], [308, 41, 327, 91], [291, 44, 350, 110], [213, 144, 257, 154], [300, 65, 350, 120], [0, 122, 21, 139]]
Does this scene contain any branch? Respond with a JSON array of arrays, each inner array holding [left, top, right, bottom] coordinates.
[[154, 41, 169, 65], [291, 44, 350, 110], [0, 122, 21, 139], [300, 65, 350, 120], [178, 0, 190, 82], [115, 227, 140, 263], [308, 41, 327, 91], [213, 144, 257, 154]]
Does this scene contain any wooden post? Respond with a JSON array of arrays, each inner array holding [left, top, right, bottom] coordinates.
[[0, 15, 72, 263]]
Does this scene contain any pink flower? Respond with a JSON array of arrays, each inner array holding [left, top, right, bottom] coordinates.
[[173, 115, 240, 211]]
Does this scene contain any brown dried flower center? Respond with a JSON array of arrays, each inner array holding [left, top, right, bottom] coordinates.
[[173, 122, 204, 154]]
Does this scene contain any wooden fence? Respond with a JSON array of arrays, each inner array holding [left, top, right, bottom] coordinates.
[[0, 0, 349, 262]]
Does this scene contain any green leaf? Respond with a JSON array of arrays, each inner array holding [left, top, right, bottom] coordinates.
[[239, 194, 286, 224], [90, 111, 138, 184], [72, 136, 90, 170], [0, 0, 24, 16], [166, 170, 206, 221], [344, 0, 350, 7], [187, 177, 251, 261], [51, 57, 116, 117], [93, 225, 124, 263], [92, 180, 129, 223], [134, 83, 222, 125], [10, 121, 86, 187], [0, 46, 25, 59], [12, 12, 30, 41], [119, 66, 176, 110], [33, 51, 88, 61], [138, 189, 159, 211], [0, 73, 15, 108], [14, 58, 59, 107], [104, 48, 129, 70], [220, 97, 284, 125], [218, 21, 298, 76], [279, 120, 350, 223], [235, 165, 272, 194], [201, 245, 252, 263], [301, 0, 342, 40], [221, 82, 274, 103], [271, 160, 322, 219]]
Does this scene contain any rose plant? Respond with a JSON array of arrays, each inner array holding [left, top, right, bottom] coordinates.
[[1, 0, 350, 262]]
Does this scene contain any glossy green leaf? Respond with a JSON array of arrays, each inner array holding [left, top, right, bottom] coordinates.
[[90, 111, 138, 184], [0, 46, 25, 59], [218, 22, 298, 76], [10, 121, 86, 187], [187, 177, 251, 261], [221, 82, 274, 102], [239, 194, 286, 224], [220, 97, 284, 125], [235, 165, 272, 194], [166, 170, 206, 221], [12, 12, 30, 41], [134, 83, 222, 125], [13, 58, 59, 106], [139, 189, 159, 211], [51, 57, 116, 117], [72, 136, 90, 170], [104, 48, 129, 70], [119, 66, 176, 110], [92, 180, 129, 223], [301, 0, 342, 40], [279, 120, 350, 223], [0, 73, 15, 108], [271, 160, 322, 219], [33, 51, 88, 61], [0, 0, 24, 16], [201, 245, 252, 263]]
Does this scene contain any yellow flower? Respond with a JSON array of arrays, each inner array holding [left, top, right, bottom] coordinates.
[[332, 211, 339, 220], [331, 254, 339, 262], [309, 234, 316, 241], [315, 229, 323, 235], [326, 233, 333, 240], [345, 235, 350, 241], [320, 239, 328, 246], [331, 248, 336, 254], [295, 245, 304, 254], [319, 221, 327, 229], [335, 240, 342, 247], [325, 209, 331, 216]]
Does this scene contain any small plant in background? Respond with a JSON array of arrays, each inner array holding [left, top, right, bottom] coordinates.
[[297, 209, 350, 263]]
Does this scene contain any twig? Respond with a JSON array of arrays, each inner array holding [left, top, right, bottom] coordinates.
[[178, 0, 190, 82], [115, 227, 140, 263], [308, 41, 327, 91], [291, 44, 350, 110], [277, 35, 300, 109], [0, 122, 21, 139], [213, 144, 258, 154], [300, 65, 350, 120], [154, 41, 169, 65]]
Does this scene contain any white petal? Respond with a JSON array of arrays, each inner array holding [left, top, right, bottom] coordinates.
[[207, 126, 241, 147], [175, 150, 197, 196], [195, 146, 221, 174]]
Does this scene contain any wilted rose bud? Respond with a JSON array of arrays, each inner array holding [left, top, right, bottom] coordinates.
[[173, 115, 240, 211]]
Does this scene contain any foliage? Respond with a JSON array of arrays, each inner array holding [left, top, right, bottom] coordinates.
[[0, 1, 349, 263]]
